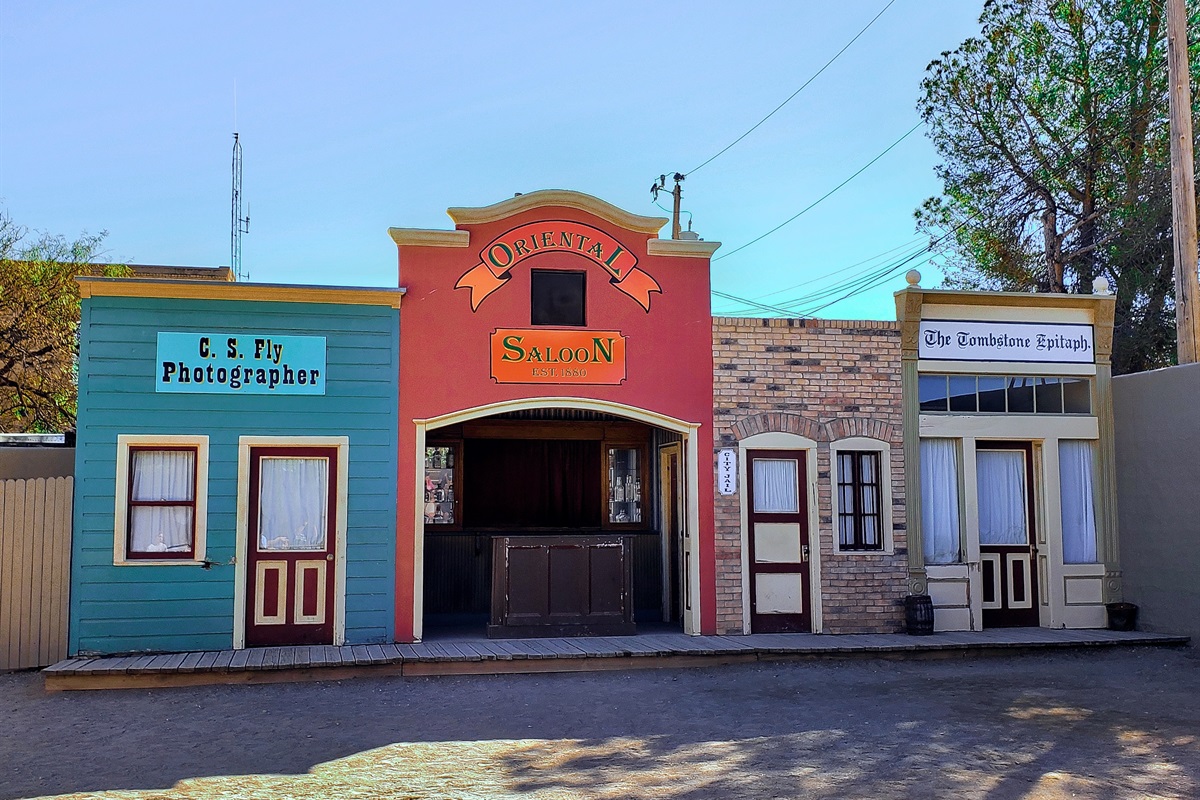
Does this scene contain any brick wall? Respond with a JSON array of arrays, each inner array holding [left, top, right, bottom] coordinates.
[[712, 317, 907, 635]]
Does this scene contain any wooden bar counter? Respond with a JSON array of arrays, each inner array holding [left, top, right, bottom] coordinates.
[[488, 534, 635, 638]]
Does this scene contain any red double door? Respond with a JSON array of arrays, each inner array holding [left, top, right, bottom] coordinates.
[[245, 446, 338, 646]]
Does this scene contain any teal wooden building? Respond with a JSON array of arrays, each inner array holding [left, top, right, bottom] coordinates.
[[70, 278, 402, 654]]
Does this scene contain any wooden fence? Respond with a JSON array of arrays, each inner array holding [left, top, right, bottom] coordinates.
[[0, 477, 72, 670]]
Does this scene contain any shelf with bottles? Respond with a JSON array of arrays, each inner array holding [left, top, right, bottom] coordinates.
[[606, 446, 643, 526], [424, 443, 459, 527]]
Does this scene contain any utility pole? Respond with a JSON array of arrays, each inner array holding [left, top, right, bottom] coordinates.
[[1167, 0, 1200, 363], [650, 173, 686, 240]]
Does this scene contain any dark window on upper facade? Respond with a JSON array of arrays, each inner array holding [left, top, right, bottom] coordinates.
[[531, 269, 586, 326]]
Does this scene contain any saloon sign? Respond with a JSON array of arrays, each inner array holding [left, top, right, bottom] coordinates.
[[490, 328, 627, 385], [456, 221, 662, 312], [919, 320, 1095, 364]]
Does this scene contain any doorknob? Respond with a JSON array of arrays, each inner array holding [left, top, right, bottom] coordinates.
[[802, 544, 810, 561], [326, 554, 334, 562]]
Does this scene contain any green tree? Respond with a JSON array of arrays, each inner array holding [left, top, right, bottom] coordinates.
[[917, 0, 1192, 373], [0, 211, 128, 432]]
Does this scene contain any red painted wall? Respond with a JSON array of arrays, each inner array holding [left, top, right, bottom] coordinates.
[[395, 198, 716, 640]]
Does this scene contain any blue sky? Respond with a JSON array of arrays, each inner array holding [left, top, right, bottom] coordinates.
[[0, 1, 984, 320]]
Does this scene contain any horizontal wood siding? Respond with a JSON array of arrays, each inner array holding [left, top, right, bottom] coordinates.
[[0, 477, 72, 670], [71, 297, 398, 655]]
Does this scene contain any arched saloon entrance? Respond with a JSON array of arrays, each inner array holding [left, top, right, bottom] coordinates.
[[411, 398, 702, 642]]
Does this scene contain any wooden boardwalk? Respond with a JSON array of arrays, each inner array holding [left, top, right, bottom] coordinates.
[[42, 628, 1188, 691]]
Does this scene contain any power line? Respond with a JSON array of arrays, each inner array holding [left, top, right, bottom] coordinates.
[[687, 0, 899, 176], [749, 236, 927, 301], [711, 58, 1173, 317], [712, 121, 922, 262]]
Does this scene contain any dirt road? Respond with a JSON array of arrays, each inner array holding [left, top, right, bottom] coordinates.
[[3, 647, 1197, 799]]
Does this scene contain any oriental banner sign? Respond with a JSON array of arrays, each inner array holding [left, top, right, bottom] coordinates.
[[490, 328, 627, 385], [156, 332, 327, 394], [456, 221, 662, 312], [919, 320, 1095, 364]]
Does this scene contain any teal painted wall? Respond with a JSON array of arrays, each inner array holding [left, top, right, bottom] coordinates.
[[70, 295, 398, 655]]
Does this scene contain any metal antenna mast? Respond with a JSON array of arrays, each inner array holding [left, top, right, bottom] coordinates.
[[231, 132, 250, 281]]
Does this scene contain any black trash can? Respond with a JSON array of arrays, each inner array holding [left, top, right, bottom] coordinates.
[[1106, 602, 1138, 632], [905, 594, 935, 635]]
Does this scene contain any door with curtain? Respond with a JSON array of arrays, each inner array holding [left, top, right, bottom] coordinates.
[[246, 446, 338, 646], [746, 450, 810, 633], [976, 442, 1039, 627]]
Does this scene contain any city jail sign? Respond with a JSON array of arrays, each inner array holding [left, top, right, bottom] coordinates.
[[919, 320, 1095, 364], [156, 333, 327, 394]]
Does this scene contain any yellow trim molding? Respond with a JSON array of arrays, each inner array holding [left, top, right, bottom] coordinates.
[[113, 434, 209, 566], [387, 228, 471, 248], [78, 278, 404, 308], [896, 286, 1116, 313], [647, 239, 722, 258], [446, 190, 668, 235]]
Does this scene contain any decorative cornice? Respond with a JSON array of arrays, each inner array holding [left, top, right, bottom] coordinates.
[[387, 228, 471, 248], [893, 286, 1116, 363], [77, 277, 404, 309], [646, 239, 722, 258], [446, 190, 668, 235]]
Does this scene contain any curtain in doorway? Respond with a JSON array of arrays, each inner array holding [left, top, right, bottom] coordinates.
[[976, 450, 1028, 545], [464, 439, 601, 527], [258, 457, 329, 550], [752, 458, 799, 513], [1059, 440, 1098, 563], [920, 438, 961, 563]]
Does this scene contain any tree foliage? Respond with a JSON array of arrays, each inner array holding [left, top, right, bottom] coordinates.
[[0, 212, 128, 432], [917, 0, 1195, 373]]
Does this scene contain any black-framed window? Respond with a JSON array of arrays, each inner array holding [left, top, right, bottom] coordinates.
[[531, 269, 586, 326], [837, 451, 882, 551]]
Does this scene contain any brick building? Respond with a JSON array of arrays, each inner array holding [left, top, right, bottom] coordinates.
[[712, 318, 907, 634]]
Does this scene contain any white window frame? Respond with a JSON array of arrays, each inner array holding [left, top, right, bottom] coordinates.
[[829, 437, 895, 555], [113, 434, 209, 565]]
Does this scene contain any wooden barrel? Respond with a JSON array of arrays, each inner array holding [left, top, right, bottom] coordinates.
[[904, 594, 935, 635], [1106, 602, 1138, 632]]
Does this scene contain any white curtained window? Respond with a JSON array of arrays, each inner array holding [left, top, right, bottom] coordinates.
[[976, 450, 1028, 545], [1059, 440, 1098, 563], [920, 439, 961, 563], [258, 457, 329, 551], [128, 449, 196, 554], [752, 459, 799, 513]]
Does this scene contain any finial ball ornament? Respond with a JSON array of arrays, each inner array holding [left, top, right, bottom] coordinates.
[[905, 269, 922, 287]]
